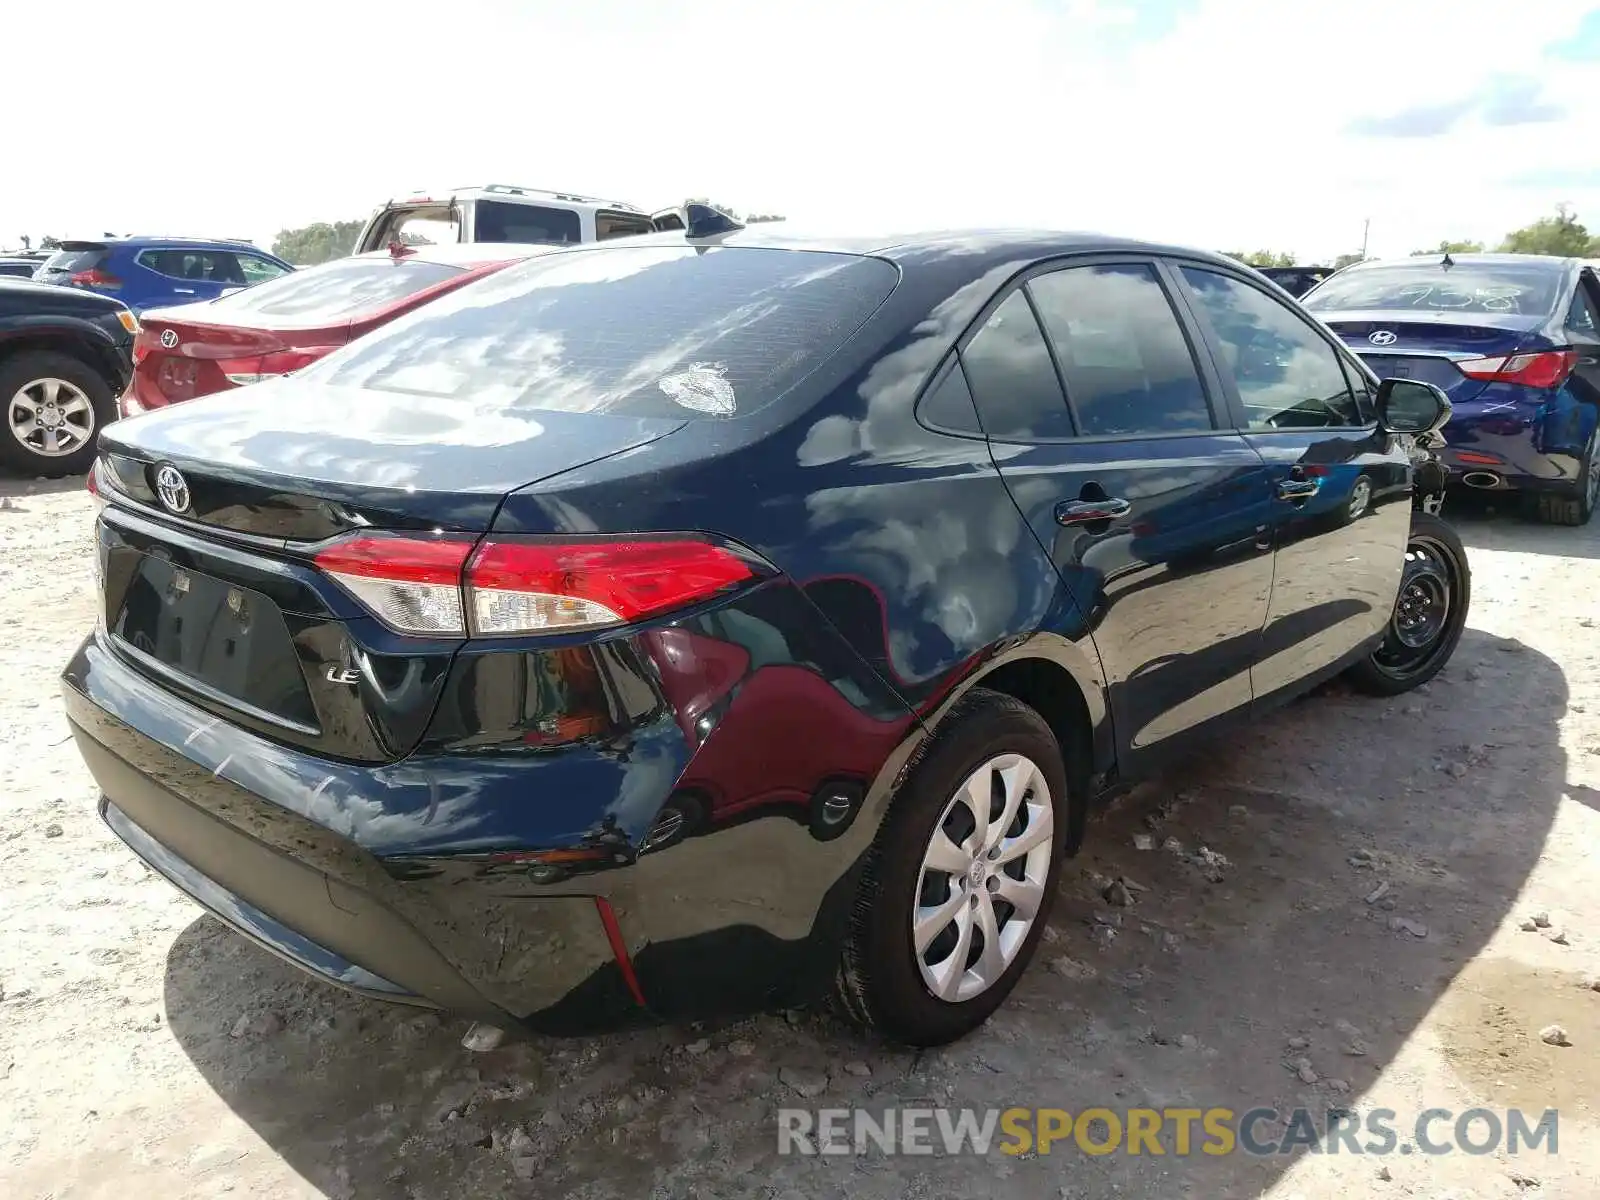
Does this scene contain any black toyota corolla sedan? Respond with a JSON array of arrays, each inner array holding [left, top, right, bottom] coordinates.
[[64, 217, 1469, 1047]]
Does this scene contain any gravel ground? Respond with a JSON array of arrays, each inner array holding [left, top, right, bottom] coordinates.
[[2, 476, 1598, 1200]]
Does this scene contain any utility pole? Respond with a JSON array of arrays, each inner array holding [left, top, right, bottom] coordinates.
[[1360, 218, 1370, 261]]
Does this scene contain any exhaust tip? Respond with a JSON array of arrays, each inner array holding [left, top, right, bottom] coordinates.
[[1461, 471, 1503, 490]]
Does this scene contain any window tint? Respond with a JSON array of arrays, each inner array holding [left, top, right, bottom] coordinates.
[[918, 360, 982, 434], [1027, 264, 1213, 436], [238, 255, 290, 285], [475, 200, 581, 245], [960, 290, 1072, 440], [596, 211, 654, 240], [1181, 267, 1361, 430], [208, 258, 463, 320], [306, 246, 897, 421]]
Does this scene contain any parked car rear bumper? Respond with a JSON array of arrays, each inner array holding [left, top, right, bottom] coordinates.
[[62, 636, 649, 1033]]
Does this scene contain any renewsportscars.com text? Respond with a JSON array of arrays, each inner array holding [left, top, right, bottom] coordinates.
[[777, 1106, 1560, 1158]]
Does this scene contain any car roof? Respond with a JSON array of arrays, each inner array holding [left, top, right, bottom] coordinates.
[[551, 224, 1249, 274], [57, 235, 271, 251], [347, 242, 562, 267], [1343, 253, 1576, 271], [382, 184, 645, 213]]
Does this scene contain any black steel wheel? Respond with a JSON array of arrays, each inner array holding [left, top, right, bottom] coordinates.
[[1346, 511, 1471, 696]]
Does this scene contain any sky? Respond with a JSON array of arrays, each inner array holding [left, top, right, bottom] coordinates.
[[6, 0, 1600, 263]]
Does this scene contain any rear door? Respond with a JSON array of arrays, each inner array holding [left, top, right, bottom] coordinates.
[[966, 258, 1277, 770], [1173, 263, 1411, 703]]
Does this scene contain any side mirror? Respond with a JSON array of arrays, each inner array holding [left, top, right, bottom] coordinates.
[[1375, 378, 1451, 435]]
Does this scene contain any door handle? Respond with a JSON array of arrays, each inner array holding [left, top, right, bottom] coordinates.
[[1055, 497, 1131, 525], [1276, 478, 1321, 501]]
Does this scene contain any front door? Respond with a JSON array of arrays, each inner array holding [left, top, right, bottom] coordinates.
[[1171, 262, 1412, 704], [962, 260, 1278, 771]]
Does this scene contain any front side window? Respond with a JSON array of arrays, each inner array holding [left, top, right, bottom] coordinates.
[[1027, 264, 1213, 436], [238, 254, 291, 284], [1181, 267, 1361, 430], [960, 290, 1072, 440], [474, 199, 582, 245], [1567, 278, 1600, 336]]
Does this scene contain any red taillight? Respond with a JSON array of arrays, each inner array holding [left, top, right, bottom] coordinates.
[[1456, 349, 1577, 389], [69, 267, 122, 290], [219, 348, 335, 386], [465, 539, 759, 635], [313, 533, 763, 637]]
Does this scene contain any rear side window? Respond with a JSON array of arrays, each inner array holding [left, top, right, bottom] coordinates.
[[960, 290, 1073, 440], [39, 248, 105, 274], [1181, 267, 1361, 429], [306, 246, 897, 420], [475, 200, 581, 245], [1027, 264, 1214, 436], [138, 249, 247, 283], [207, 258, 464, 321], [596, 211, 654, 240]]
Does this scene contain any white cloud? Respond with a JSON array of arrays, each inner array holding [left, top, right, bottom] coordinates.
[[5, 0, 1600, 264]]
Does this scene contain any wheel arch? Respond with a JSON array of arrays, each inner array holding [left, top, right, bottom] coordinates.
[[0, 324, 126, 393]]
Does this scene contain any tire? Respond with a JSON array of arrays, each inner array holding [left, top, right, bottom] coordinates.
[[833, 688, 1072, 1047], [0, 349, 115, 477], [1529, 428, 1598, 527], [1345, 510, 1471, 696]]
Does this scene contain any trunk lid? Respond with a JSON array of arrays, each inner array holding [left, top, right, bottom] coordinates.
[[96, 379, 686, 763], [102, 375, 687, 536], [1317, 309, 1542, 406]]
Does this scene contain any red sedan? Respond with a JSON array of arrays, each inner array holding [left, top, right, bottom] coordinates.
[[122, 241, 556, 415]]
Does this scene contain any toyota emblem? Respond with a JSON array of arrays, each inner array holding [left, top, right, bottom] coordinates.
[[154, 464, 191, 514], [159, 329, 179, 349], [1368, 330, 1398, 346]]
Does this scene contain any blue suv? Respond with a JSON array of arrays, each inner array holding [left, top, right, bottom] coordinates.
[[33, 236, 294, 312]]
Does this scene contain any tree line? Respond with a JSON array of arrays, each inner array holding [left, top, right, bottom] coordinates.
[[1226, 204, 1600, 270]]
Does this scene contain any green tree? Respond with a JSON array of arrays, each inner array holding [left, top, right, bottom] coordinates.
[[744, 213, 787, 224], [1331, 252, 1367, 270], [1222, 250, 1297, 267], [685, 199, 784, 224], [1497, 205, 1600, 257], [271, 219, 363, 266], [40, 235, 60, 250], [1411, 239, 1484, 256]]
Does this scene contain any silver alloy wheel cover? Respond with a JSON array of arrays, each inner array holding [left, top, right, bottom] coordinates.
[[1348, 474, 1372, 520], [913, 752, 1054, 1003], [7, 377, 95, 458]]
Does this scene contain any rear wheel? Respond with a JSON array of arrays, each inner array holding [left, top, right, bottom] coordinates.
[[1530, 428, 1598, 527], [1346, 511, 1471, 696], [0, 350, 115, 477], [833, 689, 1070, 1046]]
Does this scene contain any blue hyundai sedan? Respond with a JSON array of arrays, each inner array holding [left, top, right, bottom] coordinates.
[[1303, 254, 1600, 525]]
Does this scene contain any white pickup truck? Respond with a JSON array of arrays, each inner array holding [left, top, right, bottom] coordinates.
[[354, 183, 690, 254]]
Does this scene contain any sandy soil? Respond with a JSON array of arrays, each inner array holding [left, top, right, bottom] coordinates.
[[2, 476, 1597, 1200]]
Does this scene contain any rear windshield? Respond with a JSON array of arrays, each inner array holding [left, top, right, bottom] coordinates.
[[305, 245, 898, 419], [1303, 262, 1562, 317], [39, 248, 105, 274], [475, 200, 581, 246], [207, 258, 464, 321]]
